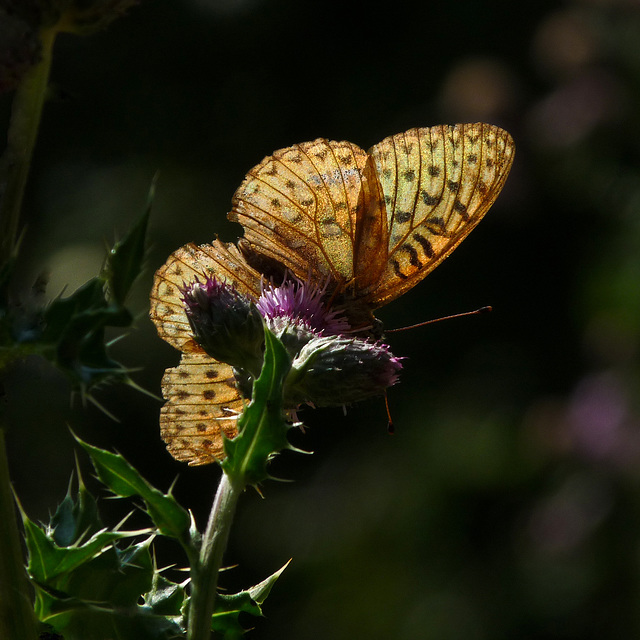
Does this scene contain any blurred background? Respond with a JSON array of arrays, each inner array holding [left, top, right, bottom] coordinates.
[[3, 0, 640, 638]]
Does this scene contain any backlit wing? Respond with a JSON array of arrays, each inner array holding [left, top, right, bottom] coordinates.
[[150, 240, 262, 465], [150, 239, 262, 352], [359, 123, 515, 307], [229, 138, 369, 287], [160, 352, 243, 465]]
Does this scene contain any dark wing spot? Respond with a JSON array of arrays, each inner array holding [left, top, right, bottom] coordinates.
[[178, 370, 190, 379], [384, 195, 393, 205], [412, 232, 435, 258], [266, 162, 278, 176], [196, 423, 208, 432], [453, 199, 469, 220], [285, 180, 296, 190], [290, 154, 303, 163], [270, 198, 281, 209], [383, 168, 393, 179], [447, 180, 460, 193], [205, 369, 219, 379], [486, 158, 494, 168], [335, 201, 347, 210], [392, 260, 408, 279], [426, 216, 447, 236], [400, 243, 422, 268], [421, 190, 441, 206], [467, 153, 478, 164], [395, 211, 412, 224], [403, 169, 416, 182], [314, 150, 328, 161], [176, 391, 189, 400], [203, 389, 217, 400], [300, 198, 314, 207], [428, 165, 440, 177], [339, 155, 352, 165]]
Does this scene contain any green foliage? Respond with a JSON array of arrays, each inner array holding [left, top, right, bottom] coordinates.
[[222, 327, 297, 486], [210, 562, 289, 639], [0, 201, 150, 398], [19, 440, 289, 639], [20, 473, 183, 640], [76, 435, 191, 543]]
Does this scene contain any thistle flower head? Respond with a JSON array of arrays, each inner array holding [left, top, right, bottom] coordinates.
[[181, 273, 402, 409], [256, 277, 350, 336], [286, 335, 403, 407], [181, 276, 264, 377]]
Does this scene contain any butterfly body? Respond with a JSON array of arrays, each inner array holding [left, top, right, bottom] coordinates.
[[150, 123, 515, 464]]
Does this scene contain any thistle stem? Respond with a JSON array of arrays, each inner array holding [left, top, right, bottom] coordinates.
[[0, 27, 57, 267], [187, 471, 244, 640], [0, 428, 38, 640]]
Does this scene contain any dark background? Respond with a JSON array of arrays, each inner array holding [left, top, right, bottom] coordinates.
[[4, 0, 640, 638]]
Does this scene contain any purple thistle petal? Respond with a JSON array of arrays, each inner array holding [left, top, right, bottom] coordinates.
[[256, 277, 350, 336]]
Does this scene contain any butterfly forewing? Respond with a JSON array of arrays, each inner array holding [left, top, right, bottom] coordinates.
[[230, 139, 368, 285], [361, 123, 515, 307], [150, 240, 262, 352]]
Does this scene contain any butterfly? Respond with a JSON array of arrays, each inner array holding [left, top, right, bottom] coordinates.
[[150, 123, 515, 465]]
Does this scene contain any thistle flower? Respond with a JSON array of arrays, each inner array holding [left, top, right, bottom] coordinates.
[[182, 274, 402, 409], [181, 276, 264, 378], [256, 278, 351, 337], [286, 335, 403, 407]]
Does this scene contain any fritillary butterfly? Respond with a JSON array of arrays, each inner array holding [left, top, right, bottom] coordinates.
[[150, 123, 515, 465]]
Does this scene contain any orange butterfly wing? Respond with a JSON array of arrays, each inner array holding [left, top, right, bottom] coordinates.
[[357, 123, 515, 307], [150, 241, 262, 464], [150, 123, 515, 465], [229, 138, 370, 286]]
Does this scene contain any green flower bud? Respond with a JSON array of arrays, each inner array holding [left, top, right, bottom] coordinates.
[[285, 335, 402, 407], [181, 277, 264, 378]]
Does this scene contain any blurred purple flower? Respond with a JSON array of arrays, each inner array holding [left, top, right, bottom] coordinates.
[[567, 371, 640, 466]]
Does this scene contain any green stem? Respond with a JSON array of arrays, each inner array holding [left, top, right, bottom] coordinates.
[[0, 428, 38, 640], [187, 472, 244, 640], [0, 27, 57, 267]]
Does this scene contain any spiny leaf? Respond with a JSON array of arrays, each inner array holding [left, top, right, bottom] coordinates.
[[50, 466, 101, 548], [222, 327, 292, 485], [142, 571, 186, 618], [75, 436, 191, 541], [22, 513, 138, 583], [105, 180, 153, 306], [210, 561, 290, 638]]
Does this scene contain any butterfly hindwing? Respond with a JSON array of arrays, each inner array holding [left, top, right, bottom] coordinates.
[[160, 352, 244, 465]]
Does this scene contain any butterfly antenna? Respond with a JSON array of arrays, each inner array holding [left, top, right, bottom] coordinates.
[[386, 305, 492, 333], [384, 391, 395, 435]]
